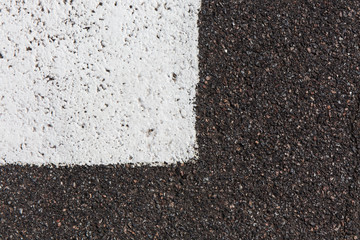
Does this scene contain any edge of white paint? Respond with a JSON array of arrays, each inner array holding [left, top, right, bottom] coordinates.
[[0, 0, 200, 166]]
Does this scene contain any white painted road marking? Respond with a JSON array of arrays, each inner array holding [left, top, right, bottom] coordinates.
[[0, 0, 200, 165]]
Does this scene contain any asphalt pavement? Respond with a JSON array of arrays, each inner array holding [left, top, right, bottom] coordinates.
[[1, 0, 360, 239]]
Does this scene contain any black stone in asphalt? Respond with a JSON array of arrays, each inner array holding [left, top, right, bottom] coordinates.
[[1, 0, 360, 239]]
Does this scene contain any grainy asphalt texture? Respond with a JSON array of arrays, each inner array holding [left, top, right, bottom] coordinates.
[[1, 0, 360, 239]]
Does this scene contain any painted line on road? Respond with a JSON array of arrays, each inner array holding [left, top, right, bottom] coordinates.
[[0, 0, 200, 165]]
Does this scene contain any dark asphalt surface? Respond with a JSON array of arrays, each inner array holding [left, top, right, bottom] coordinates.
[[1, 0, 360, 239]]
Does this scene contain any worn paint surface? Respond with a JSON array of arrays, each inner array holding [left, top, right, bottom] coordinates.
[[0, 0, 200, 165]]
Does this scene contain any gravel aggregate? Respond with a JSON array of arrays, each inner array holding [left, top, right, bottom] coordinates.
[[1, 0, 360, 239]]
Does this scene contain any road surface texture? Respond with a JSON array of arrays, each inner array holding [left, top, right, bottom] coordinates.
[[1, 0, 360, 239]]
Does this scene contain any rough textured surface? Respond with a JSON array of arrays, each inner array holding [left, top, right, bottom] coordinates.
[[0, 0, 199, 165], [1, 0, 360, 239]]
